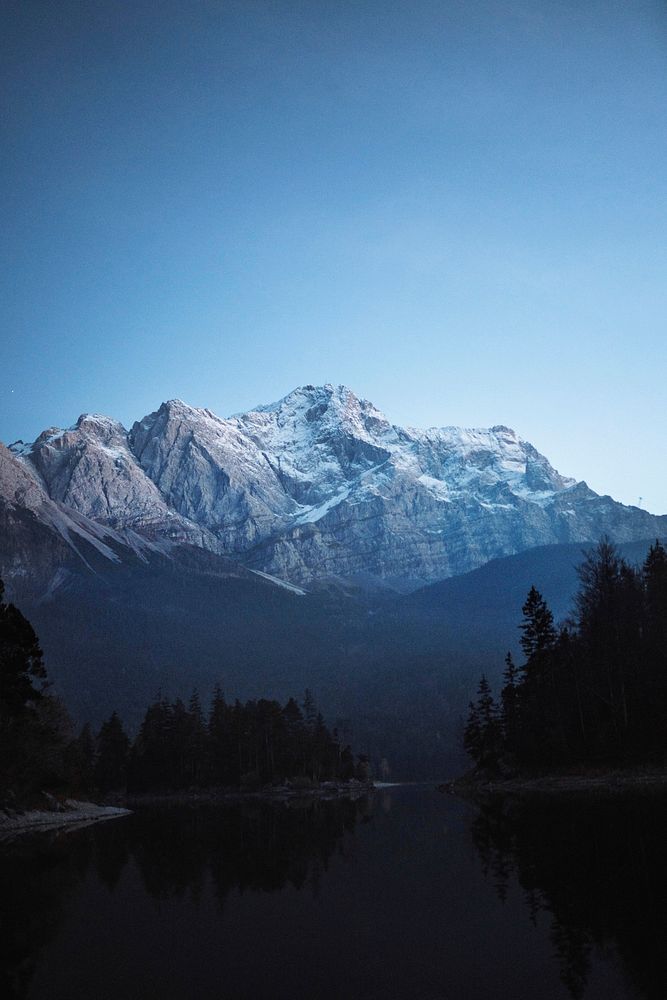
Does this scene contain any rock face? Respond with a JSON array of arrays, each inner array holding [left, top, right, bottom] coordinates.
[[16, 414, 216, 550], [0, 440, 134, 593], [6, 384, 666, 590]]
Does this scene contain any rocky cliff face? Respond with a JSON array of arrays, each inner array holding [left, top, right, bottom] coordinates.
[[6, 384, 666, 590], [0, 441, 144, 599], [14, 413, 217, 551]]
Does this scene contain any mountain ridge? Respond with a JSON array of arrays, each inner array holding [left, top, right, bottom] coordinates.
[[5, 384, 665, 592]]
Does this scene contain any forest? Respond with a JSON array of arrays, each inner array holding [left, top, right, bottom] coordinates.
[[0, 576, 365, 804], [465, 539, 667, 771]]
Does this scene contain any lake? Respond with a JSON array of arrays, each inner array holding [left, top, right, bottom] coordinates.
[[2, 785, 664, 999]]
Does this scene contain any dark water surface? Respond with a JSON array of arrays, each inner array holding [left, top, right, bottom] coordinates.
[[1, 785, 663, 1000]]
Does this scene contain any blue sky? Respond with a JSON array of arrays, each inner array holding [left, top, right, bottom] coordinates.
[[2, 0, 666, 511]]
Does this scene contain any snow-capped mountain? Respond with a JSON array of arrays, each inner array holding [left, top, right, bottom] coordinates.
[[0, 439, 148, 595], [5, 384, 666, 590]]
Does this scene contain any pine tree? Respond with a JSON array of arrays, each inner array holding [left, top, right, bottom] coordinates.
[[209, 684, 233, 785], [354, 753, 371, 781], [185, 689, 207, 786], [128, 694, 172, 791], [311, 711, 333, 782], [276, 697, 302, 778], [643, 540, 667, 653], [500, 652, 520, 754], [71, 722, 96, 794], [519, 586, 557, 664], [464, 676, 502, 770], [340, 744, 355, 780], [95, 712, 130, 793], [302, 689, 317, 730], [0, 577, 46, 719], [0, 577, 59, 796], [462, 538, 667, 770], [575, 540, 640, 749], [255, 698, 283, 784]]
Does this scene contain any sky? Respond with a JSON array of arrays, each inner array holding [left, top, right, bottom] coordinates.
[[1, 0, 666, 512]]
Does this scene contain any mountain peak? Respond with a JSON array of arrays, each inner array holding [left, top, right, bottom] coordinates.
[[7, 387, 665, 592], [160, 398, 198, 415], [251, 383, 390, 432], [490, 424, 518, 437], [252, 383, 358, 413], [75, 413, 127, 436]]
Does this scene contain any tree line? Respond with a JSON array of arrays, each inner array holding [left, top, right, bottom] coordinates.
[[92, 688, 365, 794], [0, 576, 367, 802], [464, 539, 667, 771]]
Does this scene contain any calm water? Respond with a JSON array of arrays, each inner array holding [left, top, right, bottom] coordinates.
[[1, 785, 664, 1000]]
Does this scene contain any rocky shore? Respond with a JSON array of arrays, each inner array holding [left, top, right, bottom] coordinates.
[[0, 798, 132, 843]]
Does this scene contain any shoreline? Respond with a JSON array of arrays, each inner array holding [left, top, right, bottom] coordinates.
[[0, 781, 380, 841], [0, 800, 132, 844], [443, 767, 667, 799], [126, 779, 377, 807]]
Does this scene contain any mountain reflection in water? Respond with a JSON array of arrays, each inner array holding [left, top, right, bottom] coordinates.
[[1, 787, 664, 1000], [1, 796, 365, 999]]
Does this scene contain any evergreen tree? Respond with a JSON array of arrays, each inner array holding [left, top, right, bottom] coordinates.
[[69, 722, 96, 794], [515, 587, 562, 764], [209, 685, 234, 785], [575, 540, 641, 750], [340, 745, 355, 780], [280, 697, 305, 778], [254, 698, 283, 783], [128, 694, 172, 791], [354, 753, 371, 781], [519, 586, 556, 664], [0, 577, 46, 718], [95, 712, 130, 793], [500, 652, 520, 754], [170, 698, 193, 787], [0, 577, 65, 797], [184, 689, 207, 786], [302, 689, 317, 730], [464, 676, 501, 770], [464, 538, 667, 771], [107, 688, 358, 794], [33, 694, 75, 787], [643, 540, 667, 655], [311, 711, 334, 782]]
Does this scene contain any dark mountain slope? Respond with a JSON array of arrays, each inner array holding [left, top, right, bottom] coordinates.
[[16, 539, 661, 779], [3, 427, 662, 777]]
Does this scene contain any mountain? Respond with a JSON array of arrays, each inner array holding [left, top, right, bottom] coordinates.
[[0, 441, 153, 601], [3, 386, 665, 776], [8, 534, 662, 779], [6, 384, 665, 592], [391, 537, 665, 661]]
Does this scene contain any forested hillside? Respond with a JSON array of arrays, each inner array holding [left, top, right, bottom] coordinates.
[[465, 540, 667, 770]]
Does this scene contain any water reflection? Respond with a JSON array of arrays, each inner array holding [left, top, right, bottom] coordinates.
[[0, 796, 366, 999], [0, 829, 93, 999], [131, 797, 363, 901], [2, 788, 658, 1000], [471, 793, 667, 1000]]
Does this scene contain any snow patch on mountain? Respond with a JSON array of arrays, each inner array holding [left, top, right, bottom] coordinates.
[[5, 384, 666, 589], [249, 570, 307, 595]]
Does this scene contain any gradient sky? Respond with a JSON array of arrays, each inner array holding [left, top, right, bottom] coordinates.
[[2, 0, 666, 511]]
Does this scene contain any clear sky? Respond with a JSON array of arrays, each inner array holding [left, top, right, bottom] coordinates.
[[2, 0, 666, 512]]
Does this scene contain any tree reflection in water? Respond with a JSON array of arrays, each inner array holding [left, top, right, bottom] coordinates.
[[470, 793, 667, 1000], [130, 797, 362, 903], [0, 828, 93, 999], [0, 796, 366, 999]]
